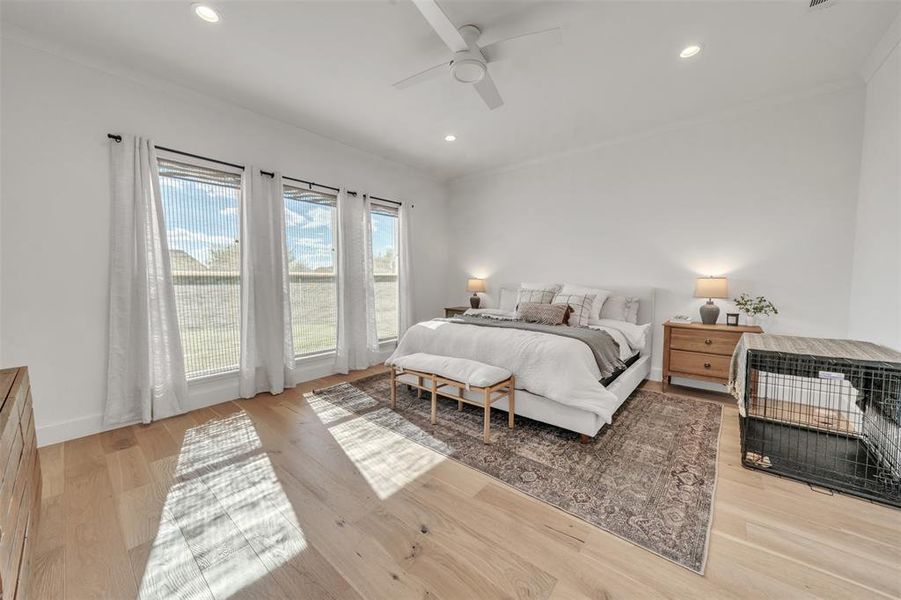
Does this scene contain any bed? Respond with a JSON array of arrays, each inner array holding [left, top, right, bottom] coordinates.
[[387, 285, 655, 439]]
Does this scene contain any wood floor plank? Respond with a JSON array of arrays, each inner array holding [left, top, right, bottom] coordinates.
[[133, 421, 181, 463], [37, 443, 64, 498], [130, 513, 215, 600], [99, 426, 138, 454], [272, 462, 432, 599], [106, 444, 153, 494], [63, 435, 138, 599]]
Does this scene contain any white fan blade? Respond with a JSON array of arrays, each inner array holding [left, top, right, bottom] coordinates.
[[473, 73, 504, 110], [481, 27, 562, 63], [392, 62, 449, 89], [412, 0, 468, 53]]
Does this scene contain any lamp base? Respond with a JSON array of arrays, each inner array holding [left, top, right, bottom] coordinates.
[[699, 300, 720, 325], [470, 293, 481, 309]]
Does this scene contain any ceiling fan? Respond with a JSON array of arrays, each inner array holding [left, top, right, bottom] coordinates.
[[393, 0, 562, 110]]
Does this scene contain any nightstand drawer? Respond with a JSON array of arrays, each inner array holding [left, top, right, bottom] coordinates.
[[669, 350, 731, 380], [670, 329, 741, 356]]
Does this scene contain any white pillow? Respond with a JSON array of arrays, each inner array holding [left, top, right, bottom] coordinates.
[[600, 295, 640, 324], [588, 318, 650, 350], [552, 293, 596, 327], [498, 287, 518, 312], [521, 282, 561, 292], [559, 284, 611, 321]]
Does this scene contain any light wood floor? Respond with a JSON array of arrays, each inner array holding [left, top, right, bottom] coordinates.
[[29, 367, 901, 599]]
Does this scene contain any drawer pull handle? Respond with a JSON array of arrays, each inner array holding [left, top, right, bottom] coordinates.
[[704, 362, 711, 368], [704, 338, 712, 345]]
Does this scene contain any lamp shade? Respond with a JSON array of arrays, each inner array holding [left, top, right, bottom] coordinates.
[[694, 277, 728, 299], [467, 278, 486, 293]]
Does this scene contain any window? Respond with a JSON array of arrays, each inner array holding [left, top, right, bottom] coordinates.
[[159, 158, 242, 379], [370, 202, 399, 341], [284, 186, 338, 356]]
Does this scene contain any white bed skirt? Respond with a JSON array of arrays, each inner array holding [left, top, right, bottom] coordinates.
[[396, 354, 650, 437]]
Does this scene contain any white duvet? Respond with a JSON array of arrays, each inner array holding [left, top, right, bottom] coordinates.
[[387, 318, 629, 423]]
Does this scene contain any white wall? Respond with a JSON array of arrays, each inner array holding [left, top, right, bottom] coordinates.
[[0, 39, 448, 445], [446, 86, 867, 380], [849, 15, 901, 350]]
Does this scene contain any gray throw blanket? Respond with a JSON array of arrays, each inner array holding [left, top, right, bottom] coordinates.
[[446, 315, 625, 379]]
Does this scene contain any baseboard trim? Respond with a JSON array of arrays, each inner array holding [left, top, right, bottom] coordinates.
[[36, 351, 392, 447], [37, 413, 107, 447]]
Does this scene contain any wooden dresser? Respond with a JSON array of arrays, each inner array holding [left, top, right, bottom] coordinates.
[[662, 321, 763, 390], [0, 367, 41, 600]]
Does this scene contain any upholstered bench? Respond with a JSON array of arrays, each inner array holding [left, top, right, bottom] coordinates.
[[387, 353, 515, 443]]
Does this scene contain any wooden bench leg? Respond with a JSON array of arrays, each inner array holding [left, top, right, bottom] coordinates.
[[457, 386, 463, 412], [508, 377, 515, 429], [417, 376, 423, 399], [430, 375, 438, 425], [483, 388, 491, 444], [389, 369, 397, 409]]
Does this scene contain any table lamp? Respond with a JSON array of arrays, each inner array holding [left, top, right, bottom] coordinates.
[[467, 278, 486, 308], [694, 277, 728, 324]]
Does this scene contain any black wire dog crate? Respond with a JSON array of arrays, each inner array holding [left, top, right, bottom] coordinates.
[[739, 348, 901, 507]]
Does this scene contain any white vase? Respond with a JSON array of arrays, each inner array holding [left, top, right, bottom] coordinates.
[[745, 315, 757, 326]]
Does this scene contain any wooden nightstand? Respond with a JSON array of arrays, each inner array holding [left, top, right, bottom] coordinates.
[[662, 321, 763, 391], [444, 306, 469, 318]]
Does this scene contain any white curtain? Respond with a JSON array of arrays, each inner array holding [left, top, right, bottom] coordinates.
[[335, 190, 379, 372], [397, 203, 414, 338], [105, 135, 187, 426], [239, 168, 296, 398], [362, 194, 380, 353]]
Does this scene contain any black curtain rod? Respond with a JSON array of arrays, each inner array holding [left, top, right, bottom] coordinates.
[[107, 133, 402, 207]]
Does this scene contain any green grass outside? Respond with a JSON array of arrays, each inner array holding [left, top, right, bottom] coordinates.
[[174, 277, 397, 378]]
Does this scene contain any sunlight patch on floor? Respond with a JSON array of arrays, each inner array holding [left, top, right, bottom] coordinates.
[[308, 389, 449, 500], [139, 411, 306, 599]]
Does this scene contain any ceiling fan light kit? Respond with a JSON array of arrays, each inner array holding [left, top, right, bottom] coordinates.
[[451, 57, 486, 84], [395, 0, 562, 110]]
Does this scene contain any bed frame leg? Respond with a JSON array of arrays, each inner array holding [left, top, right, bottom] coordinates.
[[580, 434, 591, 444]]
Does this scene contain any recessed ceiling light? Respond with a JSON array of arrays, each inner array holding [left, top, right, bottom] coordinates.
[[444, 135, 456, 142], [192, 3, 220, 23], [680, 44, 702, 59]]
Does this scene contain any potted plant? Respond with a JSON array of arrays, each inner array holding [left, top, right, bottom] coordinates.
[[733, 293, 778, 326]]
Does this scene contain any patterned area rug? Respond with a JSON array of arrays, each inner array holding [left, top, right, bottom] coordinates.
[[308, 373, 722, 574]]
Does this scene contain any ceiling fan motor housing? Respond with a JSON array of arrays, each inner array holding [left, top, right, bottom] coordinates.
[[451, 24, 487, 84]]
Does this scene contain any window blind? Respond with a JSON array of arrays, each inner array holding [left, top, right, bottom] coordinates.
[[159, 158, 242, 379], [284, 185, 338, 356]]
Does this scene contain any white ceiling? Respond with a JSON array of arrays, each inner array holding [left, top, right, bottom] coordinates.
[[2, 0, 898, 180]]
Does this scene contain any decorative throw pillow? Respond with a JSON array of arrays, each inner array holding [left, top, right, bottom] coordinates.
[[600, 295, 640, 324], [552, 293, 596, 327], [559, 284, 611, 321], [515, 287, 556, 309], [624, 297, 640, 324], [517, 302, 568, 325]]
